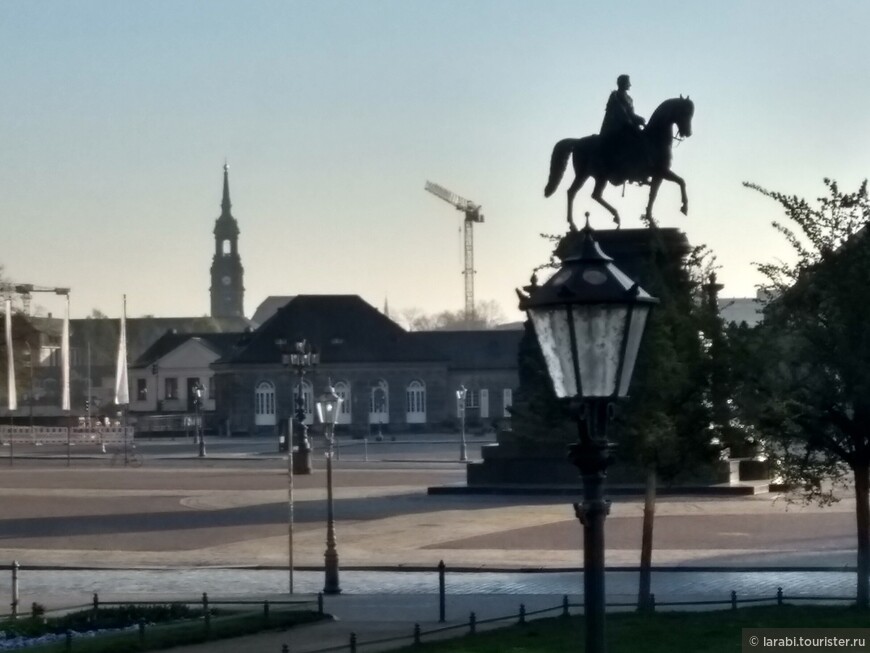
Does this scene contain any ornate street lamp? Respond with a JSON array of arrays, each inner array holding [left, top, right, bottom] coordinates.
[[277, 338, 319, 474], [517, 222, 657, 653], [456, 385, 468, 462], [316, 383, 342, 595], [192, 381, 206, 458]]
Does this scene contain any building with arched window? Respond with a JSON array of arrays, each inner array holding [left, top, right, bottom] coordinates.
[[211, 295, 521, 436]]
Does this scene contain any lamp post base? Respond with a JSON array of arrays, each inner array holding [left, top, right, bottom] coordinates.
[[323, 549, 341, 595], [293, 447, 312, 474]]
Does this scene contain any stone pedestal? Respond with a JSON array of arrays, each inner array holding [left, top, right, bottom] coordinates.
[[467, 227, 691, 488]]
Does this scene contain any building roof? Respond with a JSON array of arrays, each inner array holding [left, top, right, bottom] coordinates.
[[408, 330, 522, 370], [21, 315, 253, 368], [131, 331, 247, 368], [218, 295, 446, 366], [251, 295, 295, 327]]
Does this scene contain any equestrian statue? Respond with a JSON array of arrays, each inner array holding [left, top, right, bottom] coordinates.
[[544, 75, 694, 229]]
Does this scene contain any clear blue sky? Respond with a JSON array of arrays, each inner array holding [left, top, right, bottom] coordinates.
[[2, 1, 869, 321]]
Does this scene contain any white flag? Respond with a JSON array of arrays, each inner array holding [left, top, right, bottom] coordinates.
[[61, 294, 70, 411], [5, 300, 16, 411], [114, 296, 129, 405]]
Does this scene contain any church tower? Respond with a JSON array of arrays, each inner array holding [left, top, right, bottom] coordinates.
[[210, 164, 245, 318]]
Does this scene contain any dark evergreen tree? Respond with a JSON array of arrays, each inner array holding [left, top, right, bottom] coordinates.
[[511, 229, 729, 609]]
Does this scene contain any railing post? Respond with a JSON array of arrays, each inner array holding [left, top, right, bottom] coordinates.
[[92, 592, 99, 620], [469, 611, 476, 635], [349, 632, 357, 653], [562, 594, 570, 617], [202, 592, 211, 636], [414, 623, 421, 645], [777, 586, 783, 606], [519, 603, 526, 625], [649, 593, 656, 612], [438, 560, 446, 623], [731, 590, 737, 611], [11, 561, 19, 619]]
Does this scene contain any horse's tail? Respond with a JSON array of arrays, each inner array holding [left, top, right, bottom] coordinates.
[[544, 139, 577, 197]]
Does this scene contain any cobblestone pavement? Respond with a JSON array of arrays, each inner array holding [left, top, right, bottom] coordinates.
[[7, 568, 861, 611]]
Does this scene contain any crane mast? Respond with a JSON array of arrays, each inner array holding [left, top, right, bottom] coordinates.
[[424, 181, 485, 323]]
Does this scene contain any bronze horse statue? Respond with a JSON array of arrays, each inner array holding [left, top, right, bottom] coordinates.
[[544, 96, 694, 228]]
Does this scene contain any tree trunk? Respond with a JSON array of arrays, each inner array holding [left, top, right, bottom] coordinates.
[[637, 467, 656, 611], [855, 462, 870, 609]]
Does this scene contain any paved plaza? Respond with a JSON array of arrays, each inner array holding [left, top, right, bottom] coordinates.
[[0, 436, 863, 651]]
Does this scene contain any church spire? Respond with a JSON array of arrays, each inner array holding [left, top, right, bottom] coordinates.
[[221, 162, 232, 215]]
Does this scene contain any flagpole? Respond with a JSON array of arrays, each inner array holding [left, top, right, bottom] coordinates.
[[114, 295, 130, 466], [5, 300, 16, 467]]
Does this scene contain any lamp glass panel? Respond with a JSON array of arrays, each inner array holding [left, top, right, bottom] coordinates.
[[529, 308, 578, 398], [570, 304, 629, 397], [617, 303, 651, 397], [316, 396, 342, 425]]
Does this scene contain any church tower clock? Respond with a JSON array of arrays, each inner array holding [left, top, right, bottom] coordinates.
[[210, 164, 245, 318]]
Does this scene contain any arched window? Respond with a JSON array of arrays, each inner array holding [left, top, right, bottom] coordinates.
[[334, 381, 352, 425], [405, 380, 426, 424], [254, 381, 276, 426], [222, 239, 231, 255], [369, 379, 389, 425]]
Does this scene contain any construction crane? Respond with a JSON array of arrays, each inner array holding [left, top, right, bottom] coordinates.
[[424, 181, 485, 322], [2, 284, 70, 315]]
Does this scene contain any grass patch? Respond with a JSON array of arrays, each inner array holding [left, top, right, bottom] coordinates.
[[395, 605, 870, 653], [6, 604, 323, 653]]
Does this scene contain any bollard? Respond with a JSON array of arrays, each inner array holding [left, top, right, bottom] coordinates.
[[777, 586, 783, 606], [349, 632, 357, 653], [92, 592, 99, 620], [562, 594, 570, 617], [202, 592, 209, 612], [318, 592, 324, 615], [438, 560, 446, 623], [414, 623, 421, 645], [519, 603, 526, 625], [469, 611, 476, 635], [731, 590, 737, 611], [264, 600, 270, 622], [11, 561, 19, 619], [138, 618, 146, 644]]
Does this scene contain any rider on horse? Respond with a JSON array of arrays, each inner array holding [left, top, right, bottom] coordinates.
[[600, 74, 649, 184]]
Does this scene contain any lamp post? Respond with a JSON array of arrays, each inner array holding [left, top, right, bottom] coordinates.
[[317, 383, 342, 595], [518, 222, 656, 653], [456, 385, 468, 462], [193, 381, 206, 457], [277, 339, 318, 475]]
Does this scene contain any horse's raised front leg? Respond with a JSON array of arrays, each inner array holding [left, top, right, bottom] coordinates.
[[590, 177, 621, 228], [661, 169, 688, 215]]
